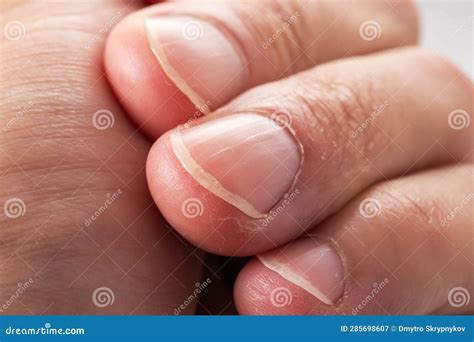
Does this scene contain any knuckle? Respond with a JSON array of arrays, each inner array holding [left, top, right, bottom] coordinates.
[[291, 71, 379, 158], [231, 0, 310, 76], [224, 64, 380, 172]]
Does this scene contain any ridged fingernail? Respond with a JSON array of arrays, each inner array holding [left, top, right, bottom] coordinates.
[[258, 239, 344, 305], [145, 16, 247, 113], [170, 114, 301, 218]]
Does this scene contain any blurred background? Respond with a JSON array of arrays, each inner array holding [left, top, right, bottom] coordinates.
[[417, 0, 473, 78]]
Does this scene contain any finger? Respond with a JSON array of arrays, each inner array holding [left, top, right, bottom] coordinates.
[[147, 47, 473, 256], [234, 164, 474, 314], [105, 0, 418, 138]]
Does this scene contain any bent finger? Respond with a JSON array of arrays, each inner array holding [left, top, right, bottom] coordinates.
[[147, 47, 473, 255], [105, 0, 418, 137], [235, 164, 474, 314]]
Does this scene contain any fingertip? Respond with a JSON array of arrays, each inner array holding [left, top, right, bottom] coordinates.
[[234, 259, 324, 315], [146, 132, 263, 256], [105, 14, 196, 139]]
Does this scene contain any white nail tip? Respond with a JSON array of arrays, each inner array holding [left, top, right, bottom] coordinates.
[[257, 255, 335, 306], [170, 130, 266, 218], [144, 19, 210, 115]]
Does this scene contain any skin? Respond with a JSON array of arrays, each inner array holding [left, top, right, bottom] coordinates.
[[236, 164, 474, 314], [0, 0, 202, 314], [1, 0, 473, 315], [106, 0, 418, 138]]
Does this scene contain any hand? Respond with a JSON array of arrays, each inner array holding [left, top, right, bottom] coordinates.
[[105, 0, 473, 314], [0, 0, 202, 314]]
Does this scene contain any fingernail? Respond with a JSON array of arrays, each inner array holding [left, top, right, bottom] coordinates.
[[258, 239, 344, 305], [170, 114, 301, 218], [144, 16, 248, 113]]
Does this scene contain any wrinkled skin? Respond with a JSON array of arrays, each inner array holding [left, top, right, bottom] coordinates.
[[0, 0, 202, 314]]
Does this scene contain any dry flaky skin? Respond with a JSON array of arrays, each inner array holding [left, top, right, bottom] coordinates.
[[0, 1, 202, 314]]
